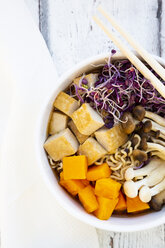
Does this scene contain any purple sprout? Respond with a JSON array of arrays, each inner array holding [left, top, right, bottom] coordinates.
[[72, 50, 165, 128]]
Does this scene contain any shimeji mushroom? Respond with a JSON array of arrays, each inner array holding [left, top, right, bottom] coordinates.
[[144, 118, 165, 136], [145, 111, 165, 127], [139, 178, 165, 203], [125, 157, 159, 181], [132, 105, 146, 121], [150, 189, 165, 210], [121, 107, 150, 135], [147, 142, 165, 160], [121, 112, 138, 134], [124, 160, 165, 198], [142, 120, 152, 133], [132, 149, 148, 162], [150, 137, 165, 147]]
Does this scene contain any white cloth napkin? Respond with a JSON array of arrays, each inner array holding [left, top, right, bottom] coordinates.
[[0, 1, 99, 247]]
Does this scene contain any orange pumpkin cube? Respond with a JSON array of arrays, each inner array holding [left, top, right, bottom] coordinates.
[[94, 196, 119, 220], [60, 171, 64, 180], [60, 178, 85, 196], [78, 185, 98, 213], [95, 178, 121, 199], [87, 163, 111, 181], [81, 179, 90, 186], [63, 155, 87, 180], [126, 196, 150, 213], [115, 191, 127, 211]]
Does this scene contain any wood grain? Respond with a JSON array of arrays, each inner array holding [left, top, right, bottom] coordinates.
[[25, 0, 165, 247], [43, 0, 160, 75]]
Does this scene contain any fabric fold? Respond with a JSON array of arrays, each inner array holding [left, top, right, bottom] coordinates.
[[0, 0, 99, 247]]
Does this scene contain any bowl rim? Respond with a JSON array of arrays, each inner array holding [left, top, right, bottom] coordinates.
[[35, 51, 165, 232]]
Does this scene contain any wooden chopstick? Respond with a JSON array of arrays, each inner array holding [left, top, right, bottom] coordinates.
[[98, 6, 165, 82], [93, 15, 165, 99]]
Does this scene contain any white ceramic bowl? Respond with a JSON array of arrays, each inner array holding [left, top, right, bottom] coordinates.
[[36, 52, 165, 232]]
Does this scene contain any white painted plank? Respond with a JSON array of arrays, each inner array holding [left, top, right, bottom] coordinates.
[[97, 225, 165, 248], [160, 0, 165, 58], [47, 0, 159, 75], [25, 0, 39, 26], [28, 0, 165, 247]]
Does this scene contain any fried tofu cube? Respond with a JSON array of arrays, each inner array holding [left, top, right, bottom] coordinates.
[[71, 103, 104, 135], [54, 92, 79, 116], [73, 73, 99, 88], [95, 124, 128, 154], [78, 137, 106, 165], [48, 111, 68, 135], [68, 120, 88, 144], [63, 155, 88, 180], [44, 128, 78, 161]]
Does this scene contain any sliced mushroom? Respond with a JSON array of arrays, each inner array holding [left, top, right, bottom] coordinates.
[[150, 189, 165, 211], [145, 111, 165, 127]]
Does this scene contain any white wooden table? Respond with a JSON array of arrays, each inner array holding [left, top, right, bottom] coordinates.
[[25, 0, 165, 247]]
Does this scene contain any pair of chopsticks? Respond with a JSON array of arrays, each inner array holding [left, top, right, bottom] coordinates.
[[93, 6, 165, 99]]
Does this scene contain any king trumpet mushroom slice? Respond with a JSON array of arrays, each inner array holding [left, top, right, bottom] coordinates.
[[139, 178, 165, 203], [145, 111, 165, 127], [125, 157, 159, 181], [132, 105, 146, 121], [124, 161, 165, 198]]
